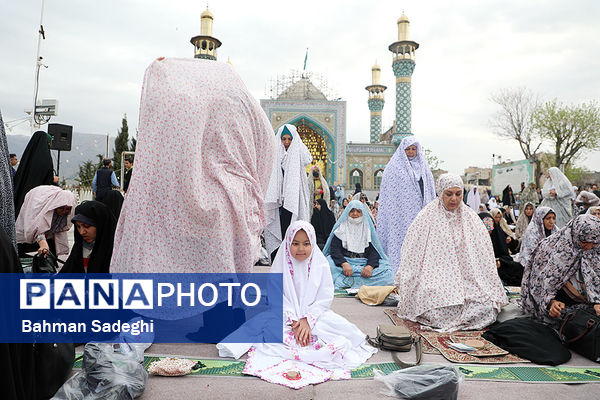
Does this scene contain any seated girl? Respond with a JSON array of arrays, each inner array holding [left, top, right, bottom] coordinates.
[[518, 206, 557, 267], [395, 174, 507, 331], [521, 214, 600, 329], [59, 201, 116, 273], [217, 221, 376, 388], [15, 185, 77, 257], [322, 200, 393, 289]]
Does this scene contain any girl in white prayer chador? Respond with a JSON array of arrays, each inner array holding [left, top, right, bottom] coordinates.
[[217, 221, 376, 389]]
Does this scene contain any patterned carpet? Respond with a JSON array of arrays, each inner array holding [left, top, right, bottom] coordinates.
[[382, 309, 527, 364]]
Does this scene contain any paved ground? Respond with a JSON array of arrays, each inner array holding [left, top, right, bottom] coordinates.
[[135, 295, 598, 400]]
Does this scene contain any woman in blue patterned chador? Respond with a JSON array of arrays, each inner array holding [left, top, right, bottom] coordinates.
[[376, 136, 435, 274], [323, 200, 393, 289]]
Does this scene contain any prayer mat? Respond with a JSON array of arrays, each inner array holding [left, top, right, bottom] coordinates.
[[334, 289, 356, 298], [72, 354, 600, 383], [420, 332, 527, 364], [456, 365, 600, 383]]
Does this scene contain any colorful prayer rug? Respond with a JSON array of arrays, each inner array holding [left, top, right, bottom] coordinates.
[[420, 332, 527, 364], [383, 309, 528, 363]]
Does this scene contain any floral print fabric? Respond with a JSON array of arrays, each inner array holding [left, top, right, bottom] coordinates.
[[110, 58, 276, 273], [521, 214, 600, 328], [518, 206, 557, 267], [395, 173, 508, 331], [377, 137, 436, 274]]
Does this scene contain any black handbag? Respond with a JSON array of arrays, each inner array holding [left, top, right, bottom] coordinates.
[[560, 309, 600, 363], [34, 342, 76, 399], [32, 250, 59, 273]]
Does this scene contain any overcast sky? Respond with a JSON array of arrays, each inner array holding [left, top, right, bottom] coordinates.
[[2, 0, 600, 174]]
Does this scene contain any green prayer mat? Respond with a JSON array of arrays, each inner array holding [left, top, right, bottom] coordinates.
[[73, 354, 600, 383], [334, 289, 356, 298]]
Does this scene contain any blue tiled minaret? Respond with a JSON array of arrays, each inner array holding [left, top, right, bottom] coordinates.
[[365, 63, 387, 143], [389, 12, 419, 145]]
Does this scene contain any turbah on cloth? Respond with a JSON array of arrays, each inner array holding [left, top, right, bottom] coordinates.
[[541, 167, 574, 228], [264, 124, 312, 254], [0, 110, 17, 249], [521, 214, 600, 329], [466, 187, 481, 211], [518, 206, 557, 267], [60, 201, 116, 274], [323, 200, 394, 289], [15, 185, 77, 256], [13, 131, 55, 218], [376, 137, 435, 274], [217, 221, 376, 389], [515, 202, 535, 240], [110, 58, 276, 273], [395, 173, 508, 332]]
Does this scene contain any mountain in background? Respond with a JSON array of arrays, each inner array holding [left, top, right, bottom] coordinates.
[[7, 132, 118, 185]]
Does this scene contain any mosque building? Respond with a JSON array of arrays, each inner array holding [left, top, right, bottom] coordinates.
[[190, 9, 419, 193]]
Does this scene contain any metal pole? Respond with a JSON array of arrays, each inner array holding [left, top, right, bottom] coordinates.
[[56, 149, 61, 177], [106, 134, 110, 158], [31, 0, 46, 132]]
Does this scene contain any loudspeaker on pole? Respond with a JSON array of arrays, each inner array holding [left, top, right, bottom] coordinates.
[[48, 123, 73, 151]]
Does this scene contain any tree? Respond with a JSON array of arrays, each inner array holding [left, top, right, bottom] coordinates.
[[113, 114, 130, 176], [490, 87, 543, 185], [76, 154, 103, 187], [532, 100, 600, 169]]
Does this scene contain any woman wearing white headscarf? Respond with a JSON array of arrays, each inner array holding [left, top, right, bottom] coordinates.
[[395, 174, 508, 331], [487, 196, 498, 209], [323, 200, 393, 289], [217, 221, 376, 389], [518, 206, 557, 267], [376, 137, 435, 274], [15, 185, 77, 257], [264, 124, 312, 257], [466, 186, 481, 211], [541, 167, 573, 228], [110, 58, 276, 274]]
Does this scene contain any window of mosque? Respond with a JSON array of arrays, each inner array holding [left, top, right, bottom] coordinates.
[[297, 124, 328, 181], [374, 169, 384, 190], [350, 169, 363, 188]]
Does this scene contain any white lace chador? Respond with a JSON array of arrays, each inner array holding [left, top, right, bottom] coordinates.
[[217, 221, 376, 389], [264, 124, 312, 254]]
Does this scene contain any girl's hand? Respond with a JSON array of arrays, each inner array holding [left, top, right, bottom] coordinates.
[[342, 263, 353, 277], [361, 265, 373, 278], [291, 318, 312, 347]]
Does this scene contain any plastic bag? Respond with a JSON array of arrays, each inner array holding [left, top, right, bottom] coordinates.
[[51, 342, 149, 400], [374, 365, 463, 400]]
